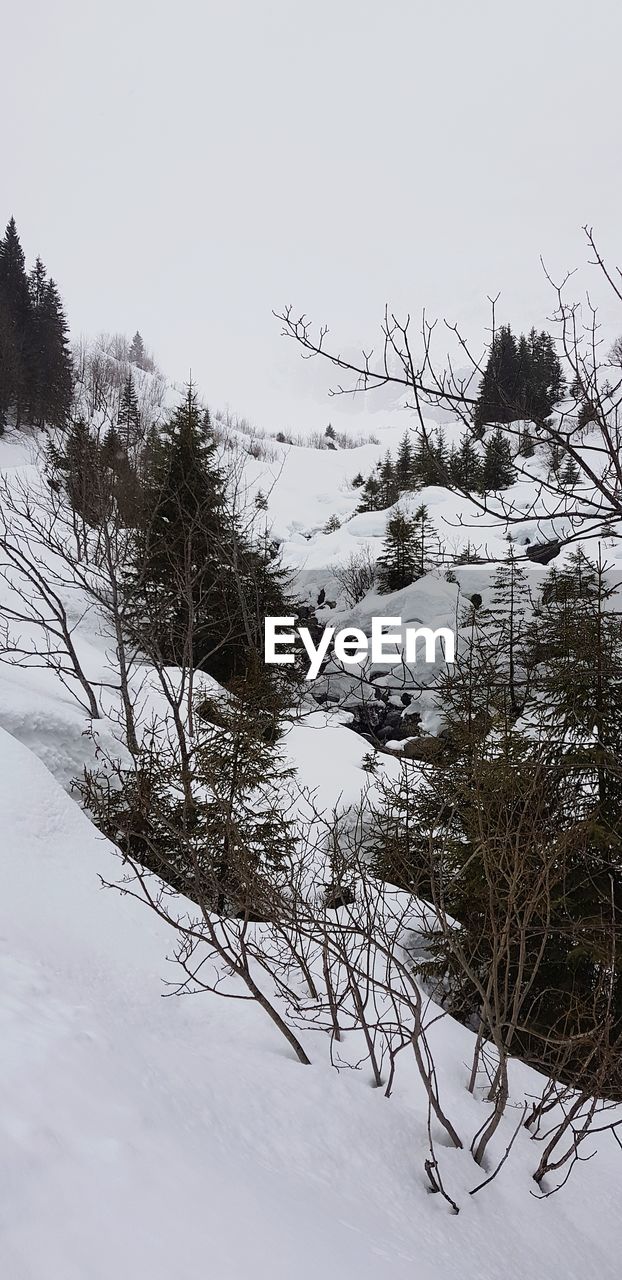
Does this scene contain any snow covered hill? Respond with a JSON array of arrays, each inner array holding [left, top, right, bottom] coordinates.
[[1, 424, 622, 1278], [3, 684, 622, 1280]]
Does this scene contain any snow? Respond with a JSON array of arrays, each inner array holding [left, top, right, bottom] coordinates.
[[1, 424, 622, 1277], [1, 724, 621, 1279]]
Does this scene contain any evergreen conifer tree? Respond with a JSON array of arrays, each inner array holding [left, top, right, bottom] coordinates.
[[134, 385, 230, 670], [455, 432, 483, 492], [377, 452, 397, 506], [518, 424, 535, 457], [560, 454, 580, 488], [0, 219, 73, 428], [473, 325, 522, 430], [33, 278, 73, 427], [412, 429, 440, 487], [118, 371, 141, 448], [395, 432, 415, 491], [482, 427, 515, 489], [133, 386, 291, 684], [129, 331, 146, 368], [376, 509, 420, 592], [0, 217, 31, 423], [357, 473, 381, 511]]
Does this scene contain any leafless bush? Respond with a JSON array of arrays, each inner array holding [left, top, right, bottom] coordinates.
[[333, 544, 376, 604]]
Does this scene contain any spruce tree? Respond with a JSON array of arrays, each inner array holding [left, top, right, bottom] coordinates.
[[129, 331, 146, 368], [432, 427, 449, 483], [377, 452, 397, 506], [455, 432, 483, 492], [118, 371, 141, 448], [482, 427, 515, 490], [0, 220, 72, 428], [357, 473, 381, 511], [134, 385, 230, 670], [0, 217, 31, 423], [473, 325, 522, 429], [412, 429, 440, 487], [518, 424, 535, 457], [51, 418, 103, 526], [134, 386, 291, 684], [525, 551, 622, 1064], [525, 328, 566, 423], [560, 454, 580, 489], [547, 439, 565, 477], [474, 324, 565, 431], [412, 502, 442, 576], [376, 509, 421, 592], [32, 277, 73, 427], [395, 431, 415, 491]]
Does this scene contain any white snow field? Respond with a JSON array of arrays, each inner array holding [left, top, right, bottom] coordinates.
[[1, 425, 622, 1278]]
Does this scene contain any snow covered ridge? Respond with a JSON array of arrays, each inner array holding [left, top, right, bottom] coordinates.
[[265, 615, 455, 679]]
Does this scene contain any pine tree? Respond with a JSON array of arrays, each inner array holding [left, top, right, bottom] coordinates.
[[51, 418, 103, 526], [455, 432, 483, 492], [377, 452, 397, 506], [395, 431, 415, 491], [547, 439, 565, 477], [482, 427, 515, 490], [518, 424, 535, 457], [525, 328, 566, 423], [412, 429, 440, 487], [134, 386, 291, 684], [473, 325, 522, 429], [412, 502, 442, 576], [134, 385, 230, 671], [194, 660, 295, 913], [118, 371, 141, 447], [532, 550, 622, 826], [376, 509, 421, 592], [524, 551, 622, 1062], [324, 423, 336, 440], [0, 217, 31, 423], [431, 427, 449, 484], [24, 257, 48, 425], [83, 658, 295, 915], [32, 277, 73, 427], [491, 539, 533, 715], [129, 331, 146, 368], [357, 473, 381, 511], [454, 540, 482, 565], [0, 220, 72, 428], [474, 324, 565, 430], [560, 454, 580, 488]]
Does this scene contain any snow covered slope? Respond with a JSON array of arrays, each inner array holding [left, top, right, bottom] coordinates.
[[1, 426, 622, 1278], [2, 723, 622, 1280]]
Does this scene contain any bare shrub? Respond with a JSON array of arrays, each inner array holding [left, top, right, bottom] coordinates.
[[333, 545, 376, 604]]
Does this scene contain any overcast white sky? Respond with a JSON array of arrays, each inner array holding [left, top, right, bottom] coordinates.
[[3, 0, 621, 432]]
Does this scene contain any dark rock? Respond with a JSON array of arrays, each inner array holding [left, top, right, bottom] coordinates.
[[526, 539, 561, 565], [324, 882, 356, 910]]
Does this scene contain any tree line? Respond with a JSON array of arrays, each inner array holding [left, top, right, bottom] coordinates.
[[0, 217, 73, 431], [353, 425, 517, 511]]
